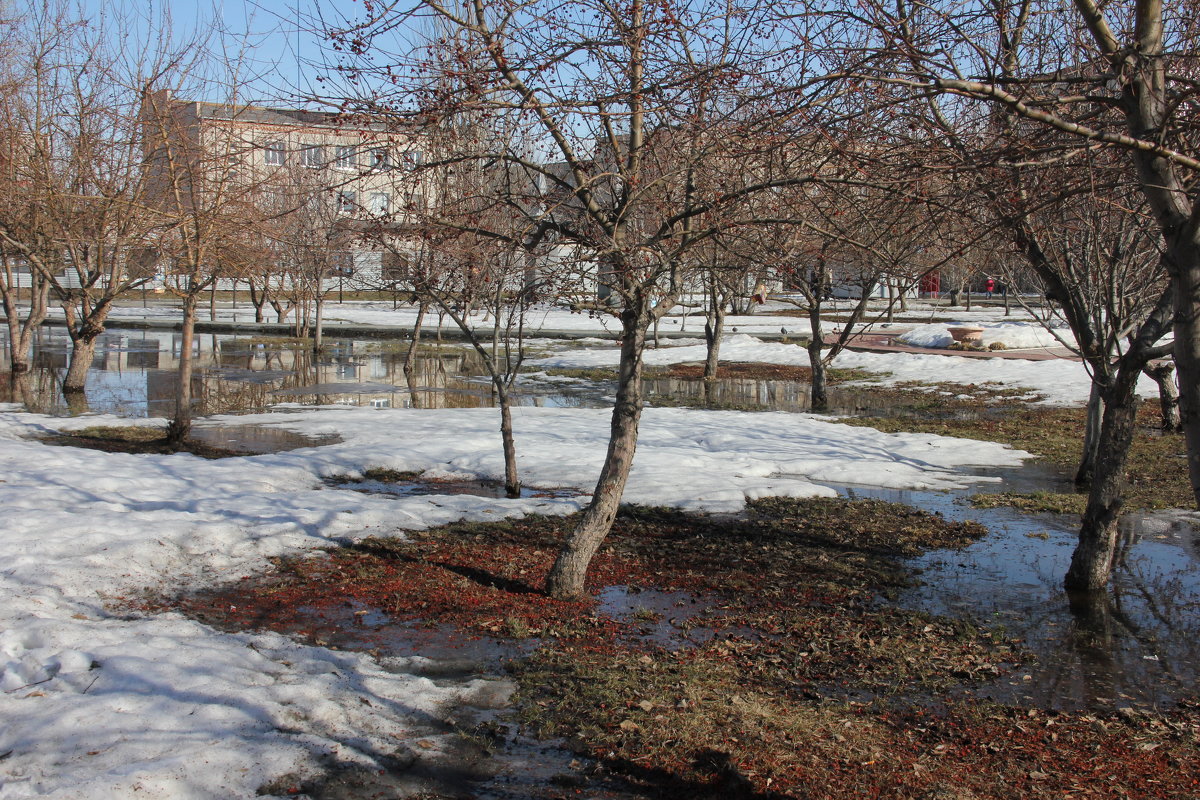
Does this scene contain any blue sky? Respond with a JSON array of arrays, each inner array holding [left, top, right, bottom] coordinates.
[[72, 0, 380, 105]]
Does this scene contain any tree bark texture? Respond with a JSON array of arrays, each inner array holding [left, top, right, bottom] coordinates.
[[62, 335, 98, 394], [545, 309, 648, 599], [1144, 361, 1181, 432], [1169, 260, 1200, 503], [167, 295, 198, 447], [1076, 382, 1105, 488], [3, 277, 48, 376], [703, 300, 724, 382], [807, 304, 828, 411], [1064, 379, 1139, 591], [404, 303, 427, 409], [499, 396, 521, 498], [313, 297, 325, 352]]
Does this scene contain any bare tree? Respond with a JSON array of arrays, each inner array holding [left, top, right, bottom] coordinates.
[[140, 85, 278, 446], [362, 123, 549, 497], [853, 5, 1178, 589], [0, 134, 52, 396], [846, 0, 1200, 509], [325, 0, 854, 597], [0, 2, 185, 399]]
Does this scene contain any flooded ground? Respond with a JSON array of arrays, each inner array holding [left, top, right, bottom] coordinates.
[[642, 372, 997, 417], [3, 325, 993, 421], [188, 424, 342, 454], [831, 470, 1200, 711], [9, 324, 1200, 794], [0, 326, 608, 417], [10, 324, 1198, 715]]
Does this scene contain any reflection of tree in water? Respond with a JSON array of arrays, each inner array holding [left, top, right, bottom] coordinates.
[[944, 509, 1200, 712], [1048, 520, 1200, 709], [642, 374, 898, 415]]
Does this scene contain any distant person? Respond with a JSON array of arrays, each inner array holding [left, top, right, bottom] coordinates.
[[985, 277, 995, 297]]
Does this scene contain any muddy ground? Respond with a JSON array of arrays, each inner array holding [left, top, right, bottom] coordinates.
[[141, 499, 1200, 800]]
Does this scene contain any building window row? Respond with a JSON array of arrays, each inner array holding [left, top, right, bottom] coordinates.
[[263, 140, 423, 171], [337, 190, 393, 215]]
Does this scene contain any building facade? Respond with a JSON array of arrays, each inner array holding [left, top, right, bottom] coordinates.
[[139, 90, 434, 290]]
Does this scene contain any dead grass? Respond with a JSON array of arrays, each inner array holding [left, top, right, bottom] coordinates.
[[847, 405, 1191, 511]]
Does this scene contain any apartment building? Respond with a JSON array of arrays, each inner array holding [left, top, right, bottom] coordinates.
[[139, 90, 433, 288]]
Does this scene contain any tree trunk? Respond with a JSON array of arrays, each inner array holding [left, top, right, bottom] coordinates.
[[1064, 379, 1139, 591], [545, 308, 649, 599], [313, 296, 325, 353], [1144, 361, 1181, 432], [404, 302, 427, 409], [1076, 381, 1105, 488], [62, 334, 99, 394], [166, 294, 198, 447], [248, 282, 267, 323], [7, 370, 34, 409], [807, 302, 828, 411], [1169, 257, 1200, 504], [703, 298, 724, 382], [702, 298, 724, 408], [64, 387, 90, 415], [209, 283, 217, 322], [498, 391, 521, 498], [2, 273, 49, 376], [60, 293, 110, 394]]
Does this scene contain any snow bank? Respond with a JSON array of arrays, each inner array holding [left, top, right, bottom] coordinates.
[[897, 321, 1075, 350], [0, 403, 1028, 797], [532, 333, 1156, 406]]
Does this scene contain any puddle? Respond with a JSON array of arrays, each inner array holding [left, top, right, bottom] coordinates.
[[325, 474, 580, 500], [596, 585, 761, 649], [236, 599, 649, 799], [272, 599, 538, 674], [185, 579, 707, 799], [643, 374, 1008, 418], [0, 327, 611, 417], [5, 324, 1011, 420], [825, 470, 1200, 711], [189, 424, 341, 454]]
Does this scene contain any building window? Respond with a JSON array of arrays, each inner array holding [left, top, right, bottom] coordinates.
[[264, 141, 286, 165], [368, 192, 391, 215], [301, 144, 323, 167], [401, 150, 423, 169], [370, 148, 391, 170], [331, 251, 355, 276], [337, 190, 357, 214], [335, 146, 357, 170]]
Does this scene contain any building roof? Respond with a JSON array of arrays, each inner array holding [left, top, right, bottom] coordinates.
[[189, 100, 396, 133]]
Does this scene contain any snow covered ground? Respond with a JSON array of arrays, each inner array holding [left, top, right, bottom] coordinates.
[[0, 399, 1031, 799], [93, 297, 1043, 340], [3, 297, 1156, 798], [897, 321, 1075, 350], [530, 333, 1158, 406]]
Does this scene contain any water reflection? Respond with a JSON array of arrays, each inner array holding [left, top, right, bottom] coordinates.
[[832, 478, 1200, 711], [0, 327, 606, 417], [644, 374, 999, 418]]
